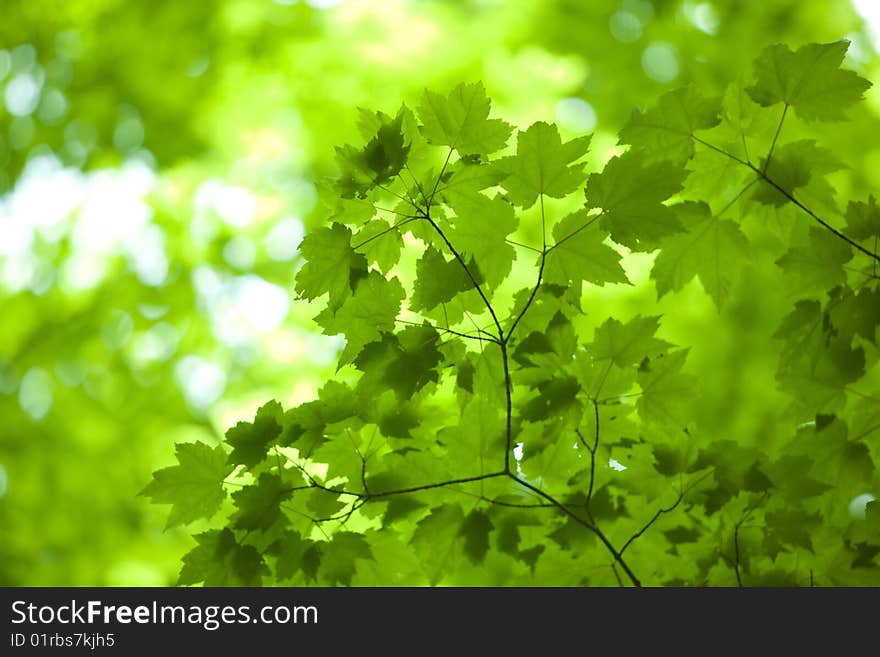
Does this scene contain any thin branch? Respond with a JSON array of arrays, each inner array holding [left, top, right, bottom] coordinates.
[[716, 177, 759, 218], [366, 472, 507, 499], [352, 215, 419, 250], [508, 473, 641, 587], [692, 135, 752, 168], [425, 214, 505, 339], [506, 238, 543, 254], [501, 341, 513, 472], [546, 212, 602, 254], [394, 318, 500, 344], [733, 492, 768, 587], [611, 564, 624, 588], [692, 135, 880, 265], [428, 146, 455, 209], [506, 195, 548, 342], [619, 470, 714, 556], [403, 162, 429, 207], [763, 103, 788, 174], [376, 181, 420, 211], [583, 400, 601, 514]]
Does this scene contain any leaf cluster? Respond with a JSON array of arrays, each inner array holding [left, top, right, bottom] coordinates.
[[144, 44, 880, 586]]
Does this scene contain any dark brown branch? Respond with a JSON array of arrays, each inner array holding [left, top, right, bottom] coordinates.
[[508, 473, 642, 587]]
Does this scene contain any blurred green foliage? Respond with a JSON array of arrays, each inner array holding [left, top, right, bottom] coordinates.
[[1, 0, 878, 585]]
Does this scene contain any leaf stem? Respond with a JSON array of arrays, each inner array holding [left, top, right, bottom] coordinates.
[[763, 103, 788, 174], [692, 135, 880, 264]]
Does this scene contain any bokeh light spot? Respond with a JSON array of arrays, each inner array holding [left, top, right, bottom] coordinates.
[[175, 356, 227, 411], [642, 41, 680, 82], [223, 236, 257, 270], [555, 97, 597, 133], [264, 216, 305, 262], [19, 368, 54, 420], [609, 11, 643, 43], [4, 73, 41, 116]]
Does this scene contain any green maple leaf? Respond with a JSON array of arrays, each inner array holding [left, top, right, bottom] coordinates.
[[335, 109, 410, 197], [746, 40, 871, 121], [588, 152, 687, 251], [418, 81, 512, 155], [544, 208, 628, 287], [619, 86, 722, 164], [788, 417, 874, 486], [295, 223, 368, 308], [411, 246, 477, 311], [762, 455, 832, 502], [355, 325, 443, 400], [590, 315, 672, 369], [447, 192, 517, 288], [497, 121, 591, 208], [776, 227, 852, 296], [439, 160, 508, 208], [353, 219, 405, 273], [520, 375, 580, 423], [774, 300, 866, 412], [178, 529, 267, 586], [232, 473, 292, 531], [319, 531, 373, 585], [272, 531, 319, 582], [829, 286, 880, 344], [315, 270, 405, 365], [753, 140, 842, 207], [764, 509, 822, 553], [410, 503, 465, 585], [140, 442, 232, 529], [636, 350, 697, 427], [459, 510, 494, 565], [651, 201, 750, 308], [226, 400, 282, 467], [845, 196, 880, 240], [445, 393, 504, 472]]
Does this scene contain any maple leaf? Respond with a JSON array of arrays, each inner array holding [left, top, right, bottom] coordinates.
[[410, 246, 477, 311], [590, 315, 672, 369], [314, 270, 405, 365], [418, 81, 512, 155], [335, 109, 410, 197], [746, 40, 871, 121], [497, 121, 591, 208], [845, 196, 880, 240], [353, 219, 405, 273], [588, 151, 687, 251], [544, 208, 628, 287], [178, 529, 267, 586], [619, 86, 722, 164], [232, 473, 292, 531], [636, 350, 697, 427], [752, 140, 842, 207], [140, 442, 232, 529], [226, 400, 282, 467], [651, 201, 750, 308], [776, 227, 853, 297], [447, 192, 517, 288], [295, 223, 368, 309]]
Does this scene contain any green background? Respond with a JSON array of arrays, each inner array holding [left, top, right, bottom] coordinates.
[[1, 0, 878, 585]]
